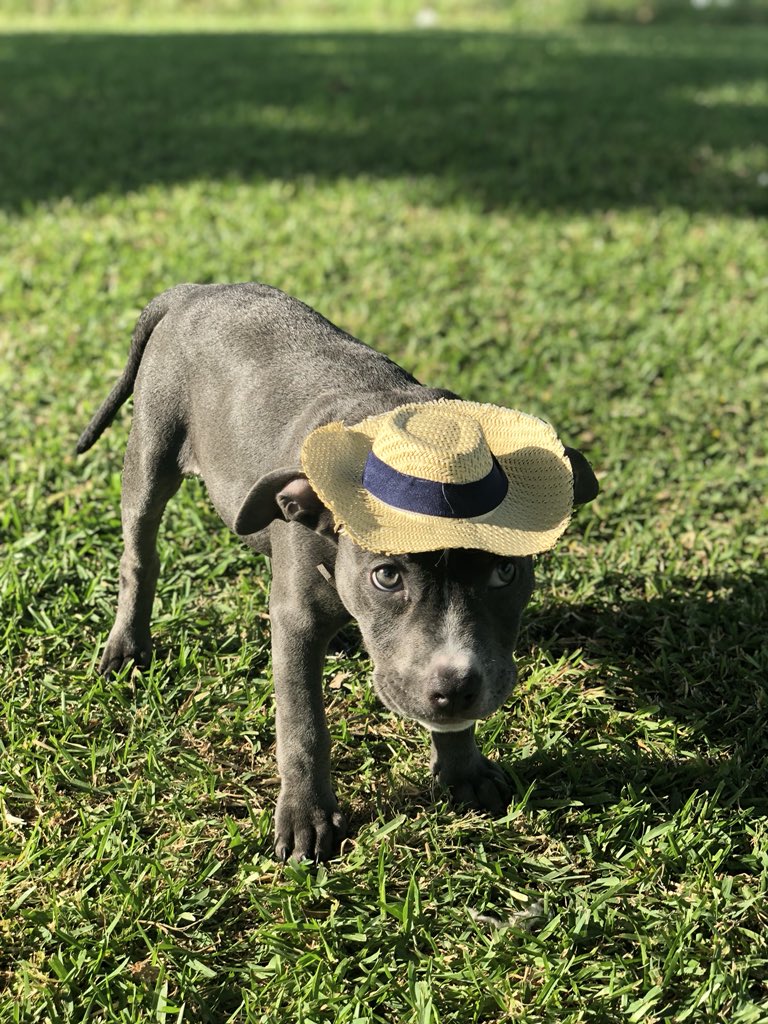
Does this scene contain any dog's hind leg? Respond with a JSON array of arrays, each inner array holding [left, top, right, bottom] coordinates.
[[99, 428, 183, 675]]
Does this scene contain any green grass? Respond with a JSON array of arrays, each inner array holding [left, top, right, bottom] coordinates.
[[1, 2, 767, 1021]]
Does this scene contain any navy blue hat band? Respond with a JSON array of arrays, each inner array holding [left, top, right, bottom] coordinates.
[[361, 450, 509, 519]]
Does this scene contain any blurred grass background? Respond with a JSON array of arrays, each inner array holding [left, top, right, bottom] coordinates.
[[4, 0, 768, 28]]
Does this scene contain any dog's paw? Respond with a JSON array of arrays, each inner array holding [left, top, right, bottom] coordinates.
[[274, 788, 347, 863], [434, 753, 512, 817], [98, 628, 153, 676]]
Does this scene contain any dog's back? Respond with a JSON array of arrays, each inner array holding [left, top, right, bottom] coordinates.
[[80, 283, 452, 530]]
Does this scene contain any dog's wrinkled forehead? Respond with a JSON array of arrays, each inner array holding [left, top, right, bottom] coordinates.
[[400, 547, 500, 579], [349, 543, 508, 579]]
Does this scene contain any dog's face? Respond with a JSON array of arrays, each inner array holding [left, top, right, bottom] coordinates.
[[235, 471, 550, 731], [334, 538, 534, 732]]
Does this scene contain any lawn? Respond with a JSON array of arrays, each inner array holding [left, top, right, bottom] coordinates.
[[1, 2, 767, 1021]]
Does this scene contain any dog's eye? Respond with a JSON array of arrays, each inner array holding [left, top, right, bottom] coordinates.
[[489, 559, 517, 588], [371, 564, 403, 592]]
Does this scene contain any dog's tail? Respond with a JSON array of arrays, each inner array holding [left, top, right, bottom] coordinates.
[[75, 287, 188, 455]]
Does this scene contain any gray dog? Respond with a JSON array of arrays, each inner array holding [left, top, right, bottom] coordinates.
[[77, 282, 598, 862]]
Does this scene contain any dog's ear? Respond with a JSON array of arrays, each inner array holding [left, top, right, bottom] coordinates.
[[234, 470, 336, 537], [563, 447, 600, 505]]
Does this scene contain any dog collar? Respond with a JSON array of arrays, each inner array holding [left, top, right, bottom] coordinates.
[[316, 562, 336, 589]]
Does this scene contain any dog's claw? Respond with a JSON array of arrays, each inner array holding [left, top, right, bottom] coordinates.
[[274, 790, 346, 863], [435, 754, 513, 817], [98, 629, 153, 676]]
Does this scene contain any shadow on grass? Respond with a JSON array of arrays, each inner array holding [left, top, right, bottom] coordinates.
[[519, 569, 768, 811], [2, 26, 767, 213], [584, 0, 768, 26]]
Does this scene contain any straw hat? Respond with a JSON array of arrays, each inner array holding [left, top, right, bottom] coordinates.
[[300, 399, 574, 556]]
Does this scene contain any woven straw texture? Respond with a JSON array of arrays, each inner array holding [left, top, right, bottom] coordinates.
[[301, 399, 574, 556], [370, 405, 493, 482]]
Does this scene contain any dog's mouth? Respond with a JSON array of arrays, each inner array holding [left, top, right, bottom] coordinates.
[[372, 670, 488, 733], [371, 656, 517, 733], [412, 715, 477, 734]]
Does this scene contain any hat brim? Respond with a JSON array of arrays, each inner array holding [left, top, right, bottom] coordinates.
[[300, 400, 574, 556]]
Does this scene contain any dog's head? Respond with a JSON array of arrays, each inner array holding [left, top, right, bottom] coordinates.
[[234, 446, 597, 732], [333, 540, 534, 732]]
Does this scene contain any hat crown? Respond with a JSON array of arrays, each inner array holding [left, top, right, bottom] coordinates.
[[371, 406, 494, 484]]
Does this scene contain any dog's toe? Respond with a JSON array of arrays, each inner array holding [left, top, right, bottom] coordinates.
[[437, 755, 512, 817], [98, 630, 153, 676], [274, 792, 346, 863]]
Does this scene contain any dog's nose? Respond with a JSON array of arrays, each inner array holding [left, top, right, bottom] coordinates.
[[429, 664, 481, 716]]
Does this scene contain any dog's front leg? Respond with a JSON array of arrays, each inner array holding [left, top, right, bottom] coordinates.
[[430, 727, 513, 817], [268, 526, 349, 863]]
